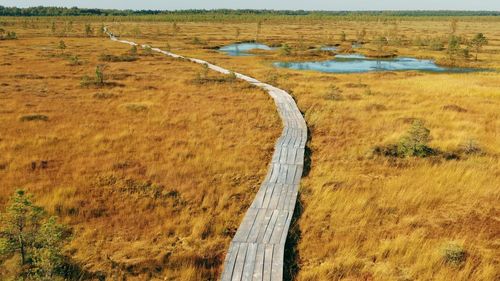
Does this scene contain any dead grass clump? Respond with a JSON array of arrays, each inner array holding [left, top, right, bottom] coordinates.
[[365, 103, 387, 111], [344, 82, 368, 88], [323, 85, 343, 101], [19, 114, 48, 122], [99, 54, 137, 62], [93, 92, 117, 100], [14, 74, 43, 79], [192, 72, 238, 84], [458, 139, 483, 155], [121, 102, 150, 112], [442, 104, 467, 112]]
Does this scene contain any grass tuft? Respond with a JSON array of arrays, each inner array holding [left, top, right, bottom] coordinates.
[[19, 114, 49, 122]]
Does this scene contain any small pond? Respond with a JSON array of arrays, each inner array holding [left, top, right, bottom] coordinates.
[[219, 43, 275, 56], [274, 54, 485, 73]]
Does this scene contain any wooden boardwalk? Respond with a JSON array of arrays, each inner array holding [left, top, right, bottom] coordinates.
[[104, 29, 307, 281]]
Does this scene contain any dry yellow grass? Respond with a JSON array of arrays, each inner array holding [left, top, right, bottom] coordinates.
[[0, 22, 280, 280], [1, 17, 499, 281], [109, 19, 500, 281]]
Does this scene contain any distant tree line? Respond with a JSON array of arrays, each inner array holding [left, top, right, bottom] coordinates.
[[0, 6, 499, 17]]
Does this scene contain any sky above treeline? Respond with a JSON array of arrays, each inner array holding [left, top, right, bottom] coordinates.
[[1, 0, 499, 11]]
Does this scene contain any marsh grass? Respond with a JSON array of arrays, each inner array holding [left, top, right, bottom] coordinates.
[[121, 102, 150, 112], [19, 114, 48, 122], [1, 16, 499, 281], [0, 27, 280, 280]]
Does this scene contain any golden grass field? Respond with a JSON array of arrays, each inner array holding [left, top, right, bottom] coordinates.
[[0, 22, 281, 280], [1, 16, 500, 280]]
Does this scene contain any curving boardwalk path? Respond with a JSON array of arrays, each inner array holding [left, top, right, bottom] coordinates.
[[104, 28, 307, 281]]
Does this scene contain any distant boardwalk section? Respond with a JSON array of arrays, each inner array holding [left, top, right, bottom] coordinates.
[[104, 28, 307, 281]]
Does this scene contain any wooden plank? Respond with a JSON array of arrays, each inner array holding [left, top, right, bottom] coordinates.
[[294, 166, 303, 185], [247, 208, 267, 243], [271, 244, 284, 281], [267, 184, 283, 210], [263, 244, 274, 281], [252, 243, 265, 281], [287, 148, 297, 165], [270, 211, 290, 244], [276, 184, 289, 210], [263, 210, 280, 243], [233, 208, 259, 242], [277, 165, 287, 184], [221, 242, 240, 281], [232, 243, 249, 281], [256, 209, 275, 242], [242, 243, 258, 281], [269, 163, 280, 184], [280, 214, 294, 245], [261, 183, 276, 209], [251, 183, 269, 209], [286, 165, 297, 185]]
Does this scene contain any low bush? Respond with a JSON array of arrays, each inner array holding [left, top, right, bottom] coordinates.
[[93, 92, 117, 100], [442, 243, 467, 267], [280, 43, 292, 56], [122, 103, 150, 112], [373, 120, 436, 158], [19, 114, 49, 122], [68, 55, 81, 66], [0, 28, 17, 40], [459, 139, 483, 155], [398, 120, 434, 157], [143, 45, 153, 56], [99, 54, 137, 62], [0, 190, 71, 280], [442, 104, 467, 112], [81, 65, 106, 88]]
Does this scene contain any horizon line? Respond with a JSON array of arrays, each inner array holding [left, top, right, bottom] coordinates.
[[1, 6, 499, 12]]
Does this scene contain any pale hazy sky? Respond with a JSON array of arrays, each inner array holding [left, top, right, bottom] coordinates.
[[1, 0, 499, 11]]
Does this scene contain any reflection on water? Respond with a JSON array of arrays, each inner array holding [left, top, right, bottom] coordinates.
[[320, 46, 338, 51], [274, 55, 485, 73], [219, 43, 274, 56]]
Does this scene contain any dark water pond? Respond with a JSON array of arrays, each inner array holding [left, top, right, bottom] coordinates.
[[274, 54, 485, 73], [219, 43, 274, 56]]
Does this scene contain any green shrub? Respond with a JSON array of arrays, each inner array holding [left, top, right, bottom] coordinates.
[[373, 120, 436, 158], [123, 103, 149, 112], [68, 55, 81, 66], [19, 114, 49, 122], [143, 45, 153, 56], [129, 45, 137, 56], [0, 28, 17, 40], [429, 37, 444, 51], [192, 37, 203, 45], [227, 71, 237, 81], [80, 65, 106, 88], [443, 243, 467, 266], [0, 190, 70, 279], [99, 54, 137, 62], [93, 92, 117, 100], [280, 43, 292, 56], [397, 120, 434, 157], [80, 75, 93, 87], [95, 65, 105, 85]]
